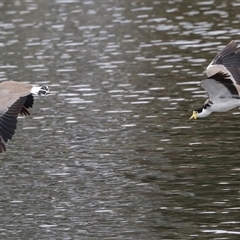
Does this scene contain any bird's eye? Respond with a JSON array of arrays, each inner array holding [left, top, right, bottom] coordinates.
[[41, 86, 48, 91]]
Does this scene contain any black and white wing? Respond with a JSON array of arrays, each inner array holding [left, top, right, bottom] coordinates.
[[206, 40, 240, 86], [200, 72, 240, 102]]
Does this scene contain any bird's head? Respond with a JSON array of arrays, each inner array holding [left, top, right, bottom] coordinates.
[[189, 107, 211, 119], [38, 86, 54, 96]]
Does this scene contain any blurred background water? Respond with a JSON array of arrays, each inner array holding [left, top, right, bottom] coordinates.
[[0, 0, 240, 239]]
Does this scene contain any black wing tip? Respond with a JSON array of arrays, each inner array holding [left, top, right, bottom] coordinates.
[[0, 115, 17, 143], [0, 136, 6, 153], [24, 94, 34, 109], [19, 106, 30, 116], [228, 40, 239, 46], [221, 40, 240, 52]]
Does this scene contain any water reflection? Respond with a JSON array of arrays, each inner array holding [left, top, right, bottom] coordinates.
[[0, 0, 240, 239]]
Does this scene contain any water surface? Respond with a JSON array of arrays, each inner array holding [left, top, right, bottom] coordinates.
[[0, 0, 240, 239]]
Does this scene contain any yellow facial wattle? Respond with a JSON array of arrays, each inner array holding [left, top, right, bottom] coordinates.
[[189, 111, 198, 120]]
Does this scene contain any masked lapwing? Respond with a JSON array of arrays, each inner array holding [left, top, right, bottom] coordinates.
[[0, 81, 52, 152], [190, 40, 240, 119]]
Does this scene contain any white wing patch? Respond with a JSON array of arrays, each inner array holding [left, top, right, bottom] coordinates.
[[200, 79, 235, 102]]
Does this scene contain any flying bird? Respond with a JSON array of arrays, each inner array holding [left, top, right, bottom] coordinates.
[[0, 81, 52, 152], [190, 40, 240, 119]]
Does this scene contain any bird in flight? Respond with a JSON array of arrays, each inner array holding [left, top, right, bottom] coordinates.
[[0, 81, 52, 152], [190, 41, 240, 119]]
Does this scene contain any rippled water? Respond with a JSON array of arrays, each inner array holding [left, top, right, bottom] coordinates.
[[1, 0, 240, 239]]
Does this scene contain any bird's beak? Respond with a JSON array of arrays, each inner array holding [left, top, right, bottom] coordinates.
[[46, 91, 55, 95], [189, 111, 198, 120]]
